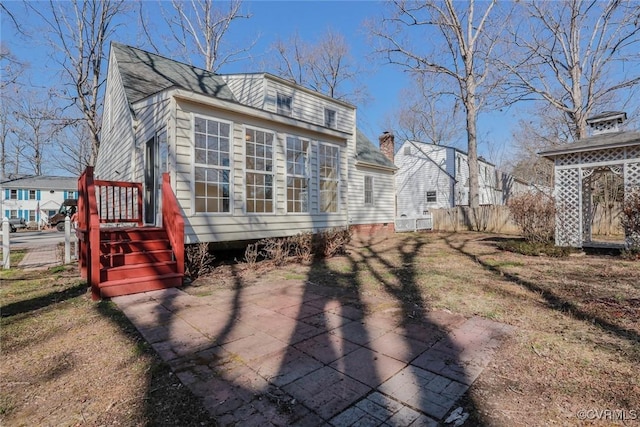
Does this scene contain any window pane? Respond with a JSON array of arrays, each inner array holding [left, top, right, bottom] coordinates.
[[193, 117, 231, 213]]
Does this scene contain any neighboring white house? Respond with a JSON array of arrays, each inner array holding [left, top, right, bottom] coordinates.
[[1, 175, 78, 225], [394, 140, 500, 217], [96, 43, 395, 244]]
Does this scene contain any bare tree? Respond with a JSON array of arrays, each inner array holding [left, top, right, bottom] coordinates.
[[146, 0, 252, 72], [371, 0, 505, 209], [32, 0, 129, 166], [386, 73, 463, 146], [0, 45, 23, 178], [503, 0, 640, 140], [53, 123, 94, 176], [269, 29, 369, 104], [12, 92, 61, 176]]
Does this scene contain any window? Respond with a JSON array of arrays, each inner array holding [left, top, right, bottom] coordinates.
[[364, 176, 373, 205], [9, 210, 17, 219], [245, 127, 274, 213], [286, 136, 309, 213], [319, 143, 340, 213], [10, 189, 17, 200], [29, 210, 36, 222], [65, 191, 77, 199], [277, 93, 292, 116], [324, 108, 336, 129], [426, 191, 437, 203], [194, 116, 231, 213], [28, 190, 37, 200]]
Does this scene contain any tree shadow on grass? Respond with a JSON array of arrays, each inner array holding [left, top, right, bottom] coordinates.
[[443, 233, 640, 345], [1, 282, 87, 318]]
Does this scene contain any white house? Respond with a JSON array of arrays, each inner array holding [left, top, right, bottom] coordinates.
[[96, 43, 395, 244], [1, 175, 78, 225], [394, 140, 500, 217]]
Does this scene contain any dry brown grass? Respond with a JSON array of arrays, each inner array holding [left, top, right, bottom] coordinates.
[[0, 265, 214, 426]]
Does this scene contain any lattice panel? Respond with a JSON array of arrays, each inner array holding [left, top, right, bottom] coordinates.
[[625, 162, 640, 189], [557, 153, 580, 166], [581, 148, 625, 164], [582, 176, 593, 242], [555, 168, 581, 246], [628, 146, 640, 159]]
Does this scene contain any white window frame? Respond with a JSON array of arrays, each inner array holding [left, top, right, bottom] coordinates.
[[28, 189, 36, 200], [192, 114, 233, 215], [28, 210, 36, 222], [244, 125, 276, 214], [9, 189, 17, 200], [364, 175, 374, 206], [324, 108, 337, 129], [9, 210, 17, 219], [426, 191, 437, 203], [286, 135, 310, 213], [277, 92, 292, 116], [318, 142, 341, 214]]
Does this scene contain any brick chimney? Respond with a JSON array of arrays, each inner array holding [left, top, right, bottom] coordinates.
[[379, 131, 395, 163]]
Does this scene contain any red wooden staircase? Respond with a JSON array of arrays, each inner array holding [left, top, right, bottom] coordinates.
[[77, 167, 185, 300]]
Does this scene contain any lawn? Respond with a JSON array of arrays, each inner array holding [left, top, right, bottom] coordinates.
[[1, 231, 638, 426]]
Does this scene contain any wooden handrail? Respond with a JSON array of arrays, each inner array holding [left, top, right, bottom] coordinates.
[[78, 166, 102, 300], [162, 173, 185, 275]]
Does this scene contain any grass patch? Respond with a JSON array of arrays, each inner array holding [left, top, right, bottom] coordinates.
[[496, 239, 574, 257]]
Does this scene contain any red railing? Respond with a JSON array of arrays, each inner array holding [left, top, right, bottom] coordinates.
[[162, 173, 185, 275], [77, 166, 102, 300], [94, 179, 143, 225]]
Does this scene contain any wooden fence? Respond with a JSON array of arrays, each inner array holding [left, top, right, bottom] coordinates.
[[430, 204, 624, 235]]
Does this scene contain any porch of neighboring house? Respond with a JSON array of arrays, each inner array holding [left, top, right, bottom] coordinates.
[[76, 167, 185, 300]]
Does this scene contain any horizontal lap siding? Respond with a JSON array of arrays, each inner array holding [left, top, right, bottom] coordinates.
[[96, 59, 135, 181], [264, 80, 355, 132], [221, 74, 265, 107], [349, 165, 395, 225], [133, 98, 171, 183], [396, 143, 452, 215], [174, 99, 349, 244]]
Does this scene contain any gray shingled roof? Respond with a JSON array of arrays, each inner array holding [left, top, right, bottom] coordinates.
[[355, 130, 396, 169], [1, 175, 78, 190], [539, 131, 640, 157], [112, 42, 237, 106]]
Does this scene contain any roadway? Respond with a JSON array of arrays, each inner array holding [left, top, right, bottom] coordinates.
[[1, 229, 67, 250]]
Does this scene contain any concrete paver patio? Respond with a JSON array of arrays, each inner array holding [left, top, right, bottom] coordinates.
[[112, 280, 514, 426]]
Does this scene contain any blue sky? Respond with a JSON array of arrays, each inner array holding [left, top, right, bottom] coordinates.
[[2, 0, 515, 166]]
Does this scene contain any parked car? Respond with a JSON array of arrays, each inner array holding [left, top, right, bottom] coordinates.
[[49, 199, 78, 232], [7, 217, 26, 233]]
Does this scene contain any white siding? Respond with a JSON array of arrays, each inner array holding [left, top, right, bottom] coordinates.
[[221, 74, 265, 108], [96, 53, 135, 181], [395, 142, 454, 215], [349, 164, 395, 225], [173, 99, 351, 243], [263, 78, 355, 133]]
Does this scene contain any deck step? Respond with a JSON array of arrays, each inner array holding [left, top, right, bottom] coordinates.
[[100, 239, 172, 253], [100, 260, 177, 282], [100, 227, 167, 241], [100, 249, 174, 268], [99, 273, 183, 298]]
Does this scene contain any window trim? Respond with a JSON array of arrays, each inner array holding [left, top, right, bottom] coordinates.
[[324, 108, 337, 129], [318, 142, 341, 214], [364, 175, 374, 206], [285, 135, 310, 214], [28, 189, 37, 200], [191, 113, 234, 215], [425, 190, 437, 203], [244, 124, 276, 215], [276, 92, 293, 116]]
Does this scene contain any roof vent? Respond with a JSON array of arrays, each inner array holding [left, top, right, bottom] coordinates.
[[586, 111, 626, 135]]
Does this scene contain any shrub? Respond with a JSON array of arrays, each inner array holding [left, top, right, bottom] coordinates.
[[621, 188, 640, 250], [185, 242, 215, 279], [314, 227, 352, 257], [508, 192, 556, 243]]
